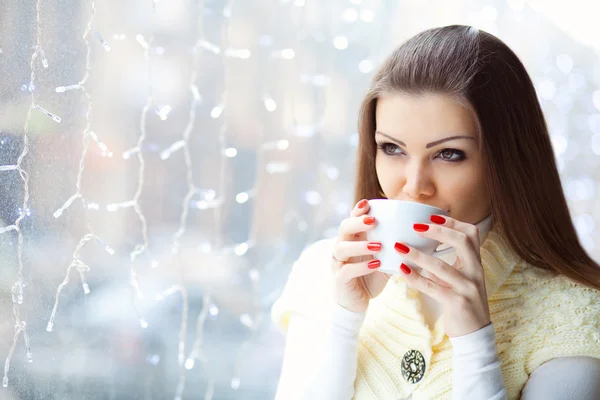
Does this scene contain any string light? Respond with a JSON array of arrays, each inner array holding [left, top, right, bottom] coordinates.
[[224, 147, 238, 157], [168, 0, 235, 394], [94, 30, 111, 52], [46, 234, 114, 332], [34, 104, 62, 123], [52, 0, 98, 221], [45, 0, 114, 339], [112, 20, 156, 333], [2, 0, 43, 387]]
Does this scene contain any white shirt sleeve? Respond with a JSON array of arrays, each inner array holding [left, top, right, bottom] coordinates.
[[274, 302, 365, 400], [449, 323, 507, 400], [521, 356, 600, 400]]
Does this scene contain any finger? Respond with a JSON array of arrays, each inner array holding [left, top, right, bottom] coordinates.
[[429, 215, 481, 255], [349, 198, 370, 218], [412, 223, 480, 268], [394, 242, 466, 290], [401, 264, 451, 302], [338, 214, 377, 241], [334, 240, 382, 262], [336, 259, 381, 282]]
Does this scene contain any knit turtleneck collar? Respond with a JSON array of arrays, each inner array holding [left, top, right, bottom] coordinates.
[[474, 215, 520, 296]]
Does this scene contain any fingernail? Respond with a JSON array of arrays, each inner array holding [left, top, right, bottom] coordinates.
[[400, 263, 411, 274], [413, 223, 429, 232], [367, 242, 382, 251], [368, 260, 381, 269], [430, 215, 446, 224], [364, 216, 376, 225], [357, 199, 368, 209], [394, 242, 410, 254]]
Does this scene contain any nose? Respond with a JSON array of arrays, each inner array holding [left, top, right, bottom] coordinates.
[[401, 160, 435, 199]]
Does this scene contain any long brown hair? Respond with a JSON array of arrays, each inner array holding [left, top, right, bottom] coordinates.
[[355, 25, 600, 290]]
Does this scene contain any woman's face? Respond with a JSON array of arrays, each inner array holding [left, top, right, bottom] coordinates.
[[374, 93, 491, 224]]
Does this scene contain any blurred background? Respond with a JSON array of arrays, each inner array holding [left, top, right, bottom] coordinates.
[[0, 0, 599, 399]]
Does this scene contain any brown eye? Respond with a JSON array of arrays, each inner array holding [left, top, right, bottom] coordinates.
[[376, 142, 402, 156], [438, 149, 466, 162]]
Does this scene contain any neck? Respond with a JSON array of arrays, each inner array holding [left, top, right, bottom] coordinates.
[[475, 213, 494, 242]]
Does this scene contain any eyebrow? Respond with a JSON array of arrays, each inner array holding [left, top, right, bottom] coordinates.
[[375, 131, 476, 148]]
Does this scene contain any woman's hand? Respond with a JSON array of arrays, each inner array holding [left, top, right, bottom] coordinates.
[[394, 215, 491, 338], [331, 199, 391, 313]]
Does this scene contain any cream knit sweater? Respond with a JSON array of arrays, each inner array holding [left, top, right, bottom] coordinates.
[[272, 226, 600, 399]]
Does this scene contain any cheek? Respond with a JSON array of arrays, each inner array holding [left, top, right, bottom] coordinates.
[[440, 167, 485, 194], [439, 167, 489, 213], [375, 157, 399, 190]]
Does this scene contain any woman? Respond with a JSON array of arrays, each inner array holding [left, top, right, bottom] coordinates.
[[271, 25, 600, 399]]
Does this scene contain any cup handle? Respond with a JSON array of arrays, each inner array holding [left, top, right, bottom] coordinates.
[[432, 246, 454, 258]]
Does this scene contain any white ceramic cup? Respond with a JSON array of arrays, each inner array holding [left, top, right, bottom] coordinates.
[[366, 199, 452, 275]]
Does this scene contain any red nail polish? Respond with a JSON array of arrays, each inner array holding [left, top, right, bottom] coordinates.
[[394, 242, 410, 254], [400, 263, 411, 274], [430, 215, 446, 224], [368, 260, 381, 269], [367, 242, 382, 251], [413, 223, 429, 232], [357, 199, 368, 209], [364, 216, 376, 225]]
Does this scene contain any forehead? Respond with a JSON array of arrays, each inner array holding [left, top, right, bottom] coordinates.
[[375, 93, 479, 140]]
